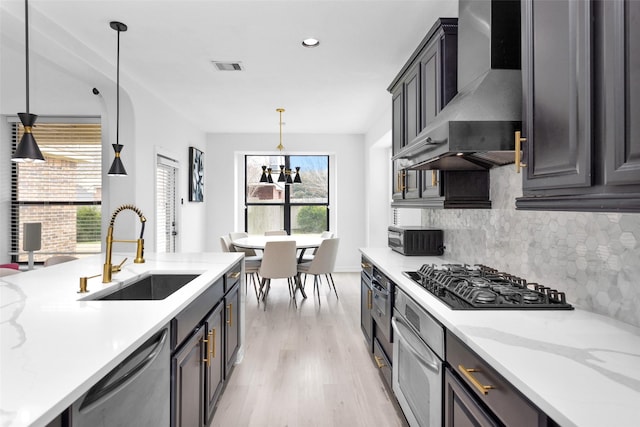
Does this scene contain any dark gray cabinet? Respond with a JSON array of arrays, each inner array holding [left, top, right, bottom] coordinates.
[[360, 270, 373, 350], [173, 328, 205, 427], [224, 282, 240, 375], [517, 0, 640, 211], [444, 368, 499, 427], [204, 303, 224, 425], [171, 261, 242, 427]]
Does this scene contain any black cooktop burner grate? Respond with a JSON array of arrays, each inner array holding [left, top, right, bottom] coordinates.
[[404, 264, 574, 310]]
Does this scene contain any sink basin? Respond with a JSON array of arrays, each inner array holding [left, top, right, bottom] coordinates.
[[96, 274, 200, 300]]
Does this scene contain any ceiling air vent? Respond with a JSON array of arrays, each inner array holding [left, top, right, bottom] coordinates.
[[211, 61, 244, 71]]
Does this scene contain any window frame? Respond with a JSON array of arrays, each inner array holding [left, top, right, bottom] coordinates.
[[10, 116, 102, 264], [244, 154, 330, 235]]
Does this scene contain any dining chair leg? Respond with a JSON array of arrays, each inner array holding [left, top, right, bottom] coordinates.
[[295, 273, 307, 299], [248, 273, 259, 303], [313, 275, 321, 304], [326, 273, 338, 298]]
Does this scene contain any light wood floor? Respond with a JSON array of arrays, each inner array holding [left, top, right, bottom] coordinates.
[[211, 272, 407, 427]]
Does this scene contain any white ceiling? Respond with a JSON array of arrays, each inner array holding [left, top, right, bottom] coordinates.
[[1, 0, 459, 134]]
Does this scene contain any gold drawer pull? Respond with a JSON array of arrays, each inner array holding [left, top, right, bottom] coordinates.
[[458, 364, 494, 395], [229, 271, 240, 279], [211, 328, 216, 359], [202, 333, 211, 367], [515, 131, 527, 173], [374, 355, 386, 369], [227, 303, 233, 326], [431, 170, 438, 187]]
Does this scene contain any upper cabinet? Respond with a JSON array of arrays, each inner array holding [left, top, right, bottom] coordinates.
[[517, 0, 640, 211], [390, 18, 492, 208]]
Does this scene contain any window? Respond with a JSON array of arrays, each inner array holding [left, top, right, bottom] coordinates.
[[10, 119, 102, 263], [245, 155, 329, 235]]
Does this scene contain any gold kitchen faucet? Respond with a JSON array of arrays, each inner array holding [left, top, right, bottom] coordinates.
[[103, 204, 146, 283]]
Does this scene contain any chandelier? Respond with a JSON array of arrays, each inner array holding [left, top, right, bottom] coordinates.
[[259, 108, 301, 184]]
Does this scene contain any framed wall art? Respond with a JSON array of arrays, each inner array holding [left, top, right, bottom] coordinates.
[[189, 147, 204, 202]]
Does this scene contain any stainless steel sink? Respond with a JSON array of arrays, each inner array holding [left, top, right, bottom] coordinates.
[[96, 274, 200, 300]]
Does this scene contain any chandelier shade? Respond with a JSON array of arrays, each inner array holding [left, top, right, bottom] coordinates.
[[259, 108, 301, 185]]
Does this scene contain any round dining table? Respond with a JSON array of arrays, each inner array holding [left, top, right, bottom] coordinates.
[[230, 234, 326, 299]]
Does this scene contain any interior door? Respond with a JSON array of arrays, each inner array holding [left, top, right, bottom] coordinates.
[[156, 154, 179, 253]]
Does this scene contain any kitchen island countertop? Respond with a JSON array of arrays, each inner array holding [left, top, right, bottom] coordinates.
[[361, 247, 640, 427], [0, 252, 243, 427]]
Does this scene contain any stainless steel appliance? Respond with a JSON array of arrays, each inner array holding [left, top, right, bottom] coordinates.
[[71, 326, 170, 426], [388, 226, 444, 256], [404, 264, 573, 310], [392, 287, 444, 427]]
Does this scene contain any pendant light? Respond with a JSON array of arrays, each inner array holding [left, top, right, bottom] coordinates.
[[259, 108, 301, 184], [12, 0, 45, 163], [107, 21, 128, 176]]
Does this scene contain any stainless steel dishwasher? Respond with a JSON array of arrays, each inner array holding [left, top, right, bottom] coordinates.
[[71, 326, 170, 426]]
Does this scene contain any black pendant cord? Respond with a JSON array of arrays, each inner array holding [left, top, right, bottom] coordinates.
[[24, 0, 29, 113], [116, 27, 120, 146]]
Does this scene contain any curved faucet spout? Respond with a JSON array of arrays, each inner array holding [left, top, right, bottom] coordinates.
[[103, 204, 147, 283]]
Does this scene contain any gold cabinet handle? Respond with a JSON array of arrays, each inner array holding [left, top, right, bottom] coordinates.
[[361, 262, 371, 269], [515, 131, 527, 173], [227, 303, 233, 326], [458, 364, 494, 395], [431, 170, 438, 187], [374, 355, 386, 369], [211, 328, 216, 359], [229, 271, 240, 279], [397, 170, 406, 192], [367, 289, 373, 310]]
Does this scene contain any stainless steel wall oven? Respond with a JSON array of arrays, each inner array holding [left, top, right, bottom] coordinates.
[[392, 287, 444, 427]]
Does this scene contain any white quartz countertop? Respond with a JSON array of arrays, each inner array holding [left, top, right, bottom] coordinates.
[[0, 252, 243, 427], [361, 247, 640, 427]]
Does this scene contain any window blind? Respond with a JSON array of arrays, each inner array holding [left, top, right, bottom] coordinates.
[[156, 155, 178, 253], [11, 121, 102, 263]]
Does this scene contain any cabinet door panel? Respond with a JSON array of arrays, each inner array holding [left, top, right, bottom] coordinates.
[[522, 0, 592, 191], [225, 283, 240, 375], [604, 0, 640, 185], [392, 87, 404, 154], [172, 330, 204, 427], [405, 65, 421, 145], [204, 304, 224, 424], [421, 47, 439, 131]]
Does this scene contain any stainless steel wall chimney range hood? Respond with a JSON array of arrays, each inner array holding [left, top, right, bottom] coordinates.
[[393, 0, 521, 171]]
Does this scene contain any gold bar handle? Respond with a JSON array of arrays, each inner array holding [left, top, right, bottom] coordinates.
[[227, 303, 233, 326], [374, 355, 386, 369], [360, 262, 371, 269], [458, 364, 494, 395], [229, 272, 241, 279], [211, 329, 216, 359], [515, 131, 527, 173], [367, 289, 373, 310], [431, 170, 438, 187], [203, 335, 211, 367]]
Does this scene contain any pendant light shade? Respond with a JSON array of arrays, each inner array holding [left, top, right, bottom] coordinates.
[[107, 21, 128, 176], [12, 0, 45, 163], [108, 144, 127, 175]]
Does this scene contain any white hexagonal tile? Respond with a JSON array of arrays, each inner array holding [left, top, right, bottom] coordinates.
[[619, 232, 637, 249]]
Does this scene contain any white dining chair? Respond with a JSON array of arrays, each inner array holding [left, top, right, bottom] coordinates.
[[297, 238, 340, 303], [264, 230, 287, 236], [44, 255, 78, 267], [221, 235, 261, 302], [229, 231, 262, 258], [301, 231, 333, 263], [258, 240, 299, 309]]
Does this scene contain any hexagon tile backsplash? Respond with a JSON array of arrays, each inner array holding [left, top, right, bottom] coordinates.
[[422, 165, 640, 328]]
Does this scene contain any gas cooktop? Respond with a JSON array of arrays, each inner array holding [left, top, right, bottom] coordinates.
[[403, 264, 573, 310]]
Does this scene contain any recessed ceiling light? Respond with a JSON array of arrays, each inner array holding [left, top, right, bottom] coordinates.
[[302, 38, 320, 48]]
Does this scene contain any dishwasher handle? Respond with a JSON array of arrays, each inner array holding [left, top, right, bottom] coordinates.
[[392, 317, 441, 373], [79, 327, 168, 413]]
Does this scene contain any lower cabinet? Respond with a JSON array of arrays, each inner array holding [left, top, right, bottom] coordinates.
[[444, 368, 500, 427], [171, 264, 242, 427], [173, 328, 207, 427], [204, 304, 224, 425], [360, 271, 373, 350], [224, 282, 240, 375]]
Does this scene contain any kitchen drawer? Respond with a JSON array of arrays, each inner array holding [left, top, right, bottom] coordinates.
[[171, 277, 224, 350], [225, 261, 242, 293], [373, 338, 392, 390], [446, 331, 545, 427]]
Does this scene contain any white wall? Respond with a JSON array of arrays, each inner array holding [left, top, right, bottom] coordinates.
[[205, 133, 366, 271]]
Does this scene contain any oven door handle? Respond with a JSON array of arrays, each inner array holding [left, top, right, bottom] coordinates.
[[392, 317, 440, 373]]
